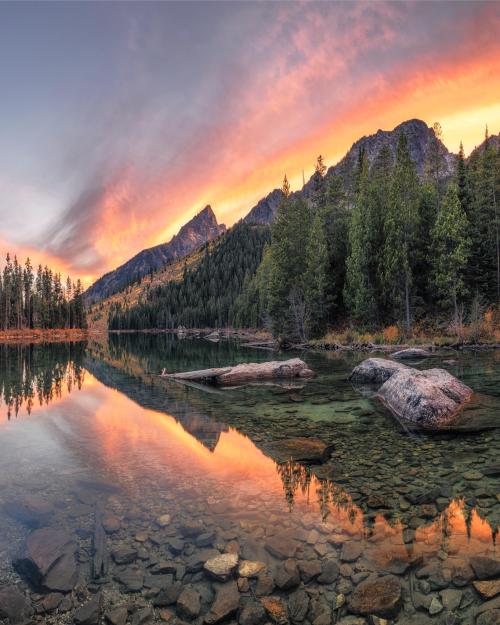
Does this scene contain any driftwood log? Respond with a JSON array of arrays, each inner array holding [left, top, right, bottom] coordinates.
[[162, 358, 314, 387]]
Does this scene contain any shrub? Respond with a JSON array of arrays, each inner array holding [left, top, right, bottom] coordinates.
[[382, 325, 399, 344]]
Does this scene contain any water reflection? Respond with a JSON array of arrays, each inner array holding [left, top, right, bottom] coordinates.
[[0, 342, 86, 420], [0, 337, 498, 620]]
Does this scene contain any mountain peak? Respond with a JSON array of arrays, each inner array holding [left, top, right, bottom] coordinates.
[[85, 204, 225, 303]]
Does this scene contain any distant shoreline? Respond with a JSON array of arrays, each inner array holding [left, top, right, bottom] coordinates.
[[0, 328, 90, 345]]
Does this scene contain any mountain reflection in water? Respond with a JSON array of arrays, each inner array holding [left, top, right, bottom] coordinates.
[[0, 341, 496, 577]]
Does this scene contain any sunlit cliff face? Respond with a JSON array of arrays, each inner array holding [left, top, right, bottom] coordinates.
[[1, 1, 500, 285]]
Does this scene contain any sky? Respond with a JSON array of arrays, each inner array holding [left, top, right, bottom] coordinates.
[[1, 1, 500, 286]]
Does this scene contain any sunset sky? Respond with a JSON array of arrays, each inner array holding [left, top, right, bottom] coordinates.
[[1, 1, 500, 286]]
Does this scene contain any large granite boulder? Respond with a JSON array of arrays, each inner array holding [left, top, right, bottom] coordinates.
[[377, 367, 473, 429], [349, 358, 409, 385], [13, 527, 77, 592]]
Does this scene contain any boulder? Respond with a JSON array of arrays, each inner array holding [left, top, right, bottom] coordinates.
[[267, 438, 333, 464], [13, 527, 77, 592], [391, 348, 432, 360], [349, 358, 409, 385], [0, 586, 33, 624], [217, 359, 314, 386], [348, 575, 402, 619], [377, 367, 473, 429]]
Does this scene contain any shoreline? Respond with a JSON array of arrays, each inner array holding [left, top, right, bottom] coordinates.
[[0, 328, 91, 345]]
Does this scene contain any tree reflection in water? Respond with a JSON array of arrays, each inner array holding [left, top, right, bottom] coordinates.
[[0, 342, 86, 419]]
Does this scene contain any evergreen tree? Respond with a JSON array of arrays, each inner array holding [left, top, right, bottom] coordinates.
[[431, 184, 470, 318], [268, 176, 311, 339], [304, 209, 329, 337], [382, 132, 420, 331], [344, 151, 377, 324]]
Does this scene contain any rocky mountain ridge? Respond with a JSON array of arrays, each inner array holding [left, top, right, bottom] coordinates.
[[84, 206, 225, 303], [245, 118, 456, 224]]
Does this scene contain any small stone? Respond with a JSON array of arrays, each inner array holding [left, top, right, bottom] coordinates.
[[102, 515, 121, 534], [239, 560, 266, 578], [105, 605, 128, 625], [470, 556, 500, 580], [298, 559, 321, 582], [255, 572, 275, 596], [177, 587, 201, 620], [428, 597, 443, 615], [464, 470, 483, 480], [260, 596, 288, 625], [135, 532, 149, 543], [477, 611, 500, 625], [115, 568, 144, 593], [317, 559, 339, 584], [348, 575, 402, 619], [41, 592, 63, 612], [74, 594, 102, 625], [275, 559, 300, 590], [132, 607, 153, 625], [205, 581, 240, 624], [265, 535, 298, 559], [153, 582, 183, 607], [238, 577, 250, 592], [239, 602, 266, 625], [112, 546, 137, 565], [0, 586, 33, 623], [440, 588, 462, 611], [204, 553, 238, 581], [341, 542, 362, 562], [157, 514, 171, 527], [288, 588, 309, 623], [474, 580, 500, 600]]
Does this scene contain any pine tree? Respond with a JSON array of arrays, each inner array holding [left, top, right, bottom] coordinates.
[[431, 184, 470, 318], [344, 151, 377, 324], [268, 176, 311, 339], [382, 132, 421, 331], [304, 209, 329, 337]]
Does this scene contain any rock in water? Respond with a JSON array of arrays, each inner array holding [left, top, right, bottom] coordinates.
[[205, 581, 240, 624], [349, 358, 409, 384], [391, 348, 432, 359], [0, 586, 33, 624], [203, 553, 238, 581], [348, 575, 402, 619], [73, 593, 102, 625], [376, 367, 473, 429], [13, 527, 77, 592], [267, 438, 333, 464]]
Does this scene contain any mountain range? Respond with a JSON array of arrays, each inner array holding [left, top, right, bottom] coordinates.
[[85, 119, 496, 303]]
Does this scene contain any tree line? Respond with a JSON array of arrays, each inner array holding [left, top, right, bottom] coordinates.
[[0, 254, 87, 330], [257, 128, 499, 340], [108, 223, 270, 330]]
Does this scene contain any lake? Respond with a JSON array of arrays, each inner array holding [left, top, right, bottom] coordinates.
[[0, 334, 499, 625]]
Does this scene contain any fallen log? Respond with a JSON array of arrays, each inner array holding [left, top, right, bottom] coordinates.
[[162, 358, 314, 386]]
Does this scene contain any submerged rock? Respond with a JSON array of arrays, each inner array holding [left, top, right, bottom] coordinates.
[[0, 586, 33, 624], [203, 553, 238, 581], [348, 575, 402, 619], [266, 438, 333, 464], [205, 581, 240, 624], [73, 593, 102, 625], [349, 358, 409, 384], [377, 367, 473, 428], [391, 348, 432, 360], [13, 527, 77, 592]]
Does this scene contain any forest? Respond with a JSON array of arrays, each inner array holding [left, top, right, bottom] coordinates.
[[110, 128, 500, 342], [108, 223, 270, 330], [0, 255, 87, 331]]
